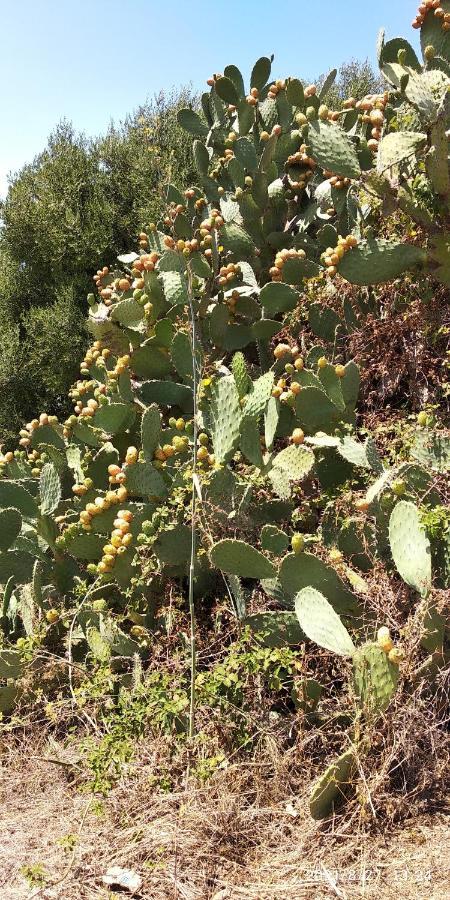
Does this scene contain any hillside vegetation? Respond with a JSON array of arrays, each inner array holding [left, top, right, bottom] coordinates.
[[0, 6, 449, 898]]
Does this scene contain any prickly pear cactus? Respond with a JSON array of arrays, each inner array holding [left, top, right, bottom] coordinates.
[[353, 642, 399, 715], [210, 540, 276, 579], [295, 587, 356, 656], [389, 501, 432, 596], [309, 749, 356, 820]]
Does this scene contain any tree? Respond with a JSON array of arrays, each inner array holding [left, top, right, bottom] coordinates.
[[0, 91, 196, 446]]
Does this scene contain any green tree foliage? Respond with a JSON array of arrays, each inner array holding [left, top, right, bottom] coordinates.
[[0, 90, 196, 446], [320, 58, 383, 107]]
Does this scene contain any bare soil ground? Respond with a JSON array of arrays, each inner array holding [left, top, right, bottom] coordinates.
[[1, 742, 448, 900]]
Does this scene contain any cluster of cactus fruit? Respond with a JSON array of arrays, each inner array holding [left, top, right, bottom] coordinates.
[[1, 9, 449, 815]]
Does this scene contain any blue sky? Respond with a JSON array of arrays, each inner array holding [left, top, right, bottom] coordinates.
[[0, 0, 418, 197]]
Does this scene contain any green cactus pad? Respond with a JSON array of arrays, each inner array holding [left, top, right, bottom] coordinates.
[[280, 552, 360, 616], [270, 445, 315, 483], [110, 297, 144, 326], [295, 587, 356, 656], [39, 463, 61, 516], [141, 405, 162, 462], [210, 539, 276, 579], [177, 108, 209, 137], [340, 362, 360, 409], [86, 627, 111, 662], [353, 642, 399, 715], [87, 443, 119, 490], [295, 387, 339, 433], [308, 120, 361, 180], [72, 420, 101, 448], [380, 37, 421, 70], [130, 344, 173, 379], [232, 352, 251, 399], [29, 423, 65, 451], [0, 482, 39, 519], [239, 416, 264, 468], [377, 131, 427, 172], [260, 525, 289, 556], [389, 501, 432, 596], [310, 749, 356, 820], [242, 372, 274, 420], [0, 508, 22, 552], [260, 282, 299, 316], [153, 524, 192, 566], [139, 380, 193, 412], [209, 376, 242, 464], [63, 532, 105, 561], [171, 331, 195, 384], [93, 403, 136, 435], [427, 121, 450, 198], [0, 685, 19, 715], [338, 239, 425, 285], [420, 2, 450, 62], [220, 223, 254, 259], [264, 397, 280, 451], [124, 461, 167, 500], [0, 551, 34, 585], [405, 69, 448, 125], [308, 304, 344, 342], [0, 649, 23, 680], [160, 270, 189, 306]]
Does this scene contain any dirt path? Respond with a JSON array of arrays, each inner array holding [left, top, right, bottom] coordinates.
[[0, 752, 448, 900]]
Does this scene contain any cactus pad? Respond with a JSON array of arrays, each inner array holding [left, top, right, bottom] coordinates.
[[389, 501, 432, 596], [209, 376, 242, 464], [124, 461, 167, 500], [0, 508, 22, 552], [295, 587, 356, 656], [141, 405, 162, 461], [309, 749, 356, 820], [39, 463, 61, 516], [260, 525, 289, 556], [93, 403, 136, 435], [242, 372, 274, 420], [338, 240, 425, 286], [210, 539, 276, 579], [260, 282, 299, 315], [0, 481, 38, 519], [353, 642, 399, 715], [308, 121, 361, 180], [377, 131, 426, 172], [280, 552, 360, 616]]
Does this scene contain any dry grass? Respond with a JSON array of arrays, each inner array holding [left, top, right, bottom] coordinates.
[[1, 713, 448, 900]]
